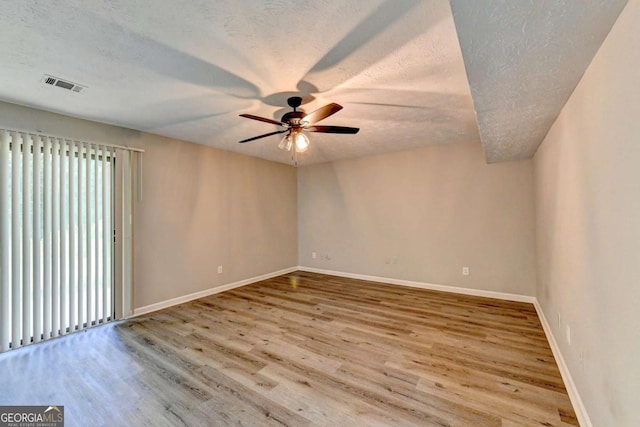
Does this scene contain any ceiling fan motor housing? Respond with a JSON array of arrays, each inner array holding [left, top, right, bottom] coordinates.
[[281, 110, 306, 126]]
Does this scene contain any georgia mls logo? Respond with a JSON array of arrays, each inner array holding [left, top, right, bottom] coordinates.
[[0, 405, 64, 427], [44, 406, 63, 419]]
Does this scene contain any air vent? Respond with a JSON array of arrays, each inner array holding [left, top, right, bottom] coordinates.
[[54, 80, 74, 90], [40, 74, 87, 93]]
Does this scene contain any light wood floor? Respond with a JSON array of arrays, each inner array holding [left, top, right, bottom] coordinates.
[[0, 271, 578, 426]]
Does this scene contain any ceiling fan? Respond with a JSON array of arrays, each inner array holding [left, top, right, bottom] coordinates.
[[239, 96, 359, 153]]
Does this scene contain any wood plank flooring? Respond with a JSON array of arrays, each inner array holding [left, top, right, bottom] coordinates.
[[0, 271, 578, 426]]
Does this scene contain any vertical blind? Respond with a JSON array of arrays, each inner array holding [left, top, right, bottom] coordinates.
[[0, 129, 139, 352]]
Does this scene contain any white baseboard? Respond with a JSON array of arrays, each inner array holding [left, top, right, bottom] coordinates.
[[132, 266, 298, 317], [533, 300, 591, 427], [297, 266, 537, 303]]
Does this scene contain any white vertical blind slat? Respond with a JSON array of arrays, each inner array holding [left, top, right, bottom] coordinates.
[[51, 138, 60, 338], [77, 143, 85, 330], [0, 131, 11, 351], [11, 132, 22, 348], [59, 139, 67, 336], [22, 135, 32, 345], [68, 143, 76, 333], [43, 137, 52, 341], [121, 150, 133, 318], [94, 147, 99, 323], [102, 147, 109, 322], [86, 144, 93, 326], [32, 136, 42, 343]]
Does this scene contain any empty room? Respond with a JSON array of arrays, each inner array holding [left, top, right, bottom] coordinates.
[[0, 1, 638, 426]]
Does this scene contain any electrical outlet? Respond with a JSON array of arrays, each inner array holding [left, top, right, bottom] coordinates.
[[312, 252, 317, 259], [217, 265, 223, 274], [566, 325, 571, 345], [462, 266, 469, 276]]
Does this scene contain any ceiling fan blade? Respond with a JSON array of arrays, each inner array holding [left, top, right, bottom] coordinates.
[[306, 125, 359, 134], [239, 129, 287, 143], [239, 114, 285, 127], [302, 103, 343, 124]]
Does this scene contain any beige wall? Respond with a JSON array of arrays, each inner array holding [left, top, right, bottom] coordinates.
[[534, 0, 640, 425], [298, 143, 536, 295], [0, 101, 298, 309]]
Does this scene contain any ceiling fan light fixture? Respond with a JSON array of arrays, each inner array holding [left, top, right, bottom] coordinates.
[[278, 133, 293, 151], [294, 132, 309, 152], [278, 134, 288, 150]]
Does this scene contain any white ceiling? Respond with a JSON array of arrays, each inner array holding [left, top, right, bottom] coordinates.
[[450, 0, 629, 163], [0, 0, 628, 166]]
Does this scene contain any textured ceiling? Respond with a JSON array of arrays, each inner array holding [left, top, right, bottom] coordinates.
[[0, 1, 628, 165], [450, 0, 629, 163], [0, 0, 478, 166]]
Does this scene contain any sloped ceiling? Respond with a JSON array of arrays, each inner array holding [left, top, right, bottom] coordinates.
[[0, 0, 629, 165], [450, 0, 629, 163]]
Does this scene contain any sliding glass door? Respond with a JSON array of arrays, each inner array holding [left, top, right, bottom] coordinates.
[[0, 131, 116, 351]]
